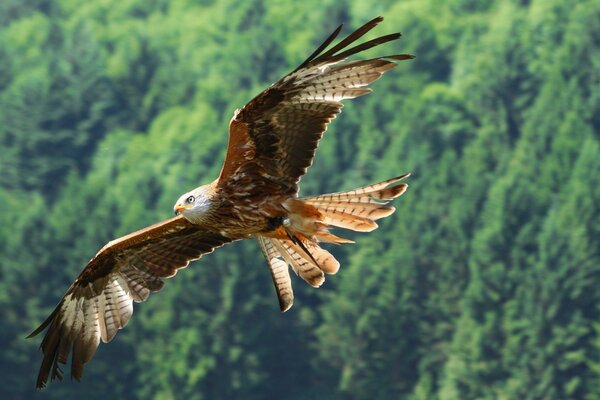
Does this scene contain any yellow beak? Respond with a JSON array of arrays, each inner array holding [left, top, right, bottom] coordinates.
[[174, 204, 190, 215]]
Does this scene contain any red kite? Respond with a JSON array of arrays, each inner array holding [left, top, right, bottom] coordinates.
[[30, 16, 413, 388]]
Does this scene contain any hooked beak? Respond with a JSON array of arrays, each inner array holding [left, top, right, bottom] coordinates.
[[174, 204, 190, 215]]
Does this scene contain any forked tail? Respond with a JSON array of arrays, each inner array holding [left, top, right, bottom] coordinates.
[[258, 174, 409, 311]]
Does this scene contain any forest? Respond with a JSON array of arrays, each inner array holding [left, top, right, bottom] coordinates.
[[1, 0, 599, 399]]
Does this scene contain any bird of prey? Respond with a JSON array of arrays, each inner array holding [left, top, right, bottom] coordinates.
[[29, 16, 413, 388]]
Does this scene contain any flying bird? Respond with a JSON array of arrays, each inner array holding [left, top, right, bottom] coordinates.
[[29, 16, 413, 388]]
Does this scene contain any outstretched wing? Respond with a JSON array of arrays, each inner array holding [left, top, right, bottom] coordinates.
[[28, 215, 234, 388], [217, 16, 413, 197]]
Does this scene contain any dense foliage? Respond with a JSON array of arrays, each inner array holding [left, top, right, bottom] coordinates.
[[1, 0, 599, 398]]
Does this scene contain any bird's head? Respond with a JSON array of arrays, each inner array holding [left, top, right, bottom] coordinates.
[[173, 186, 213, 221]]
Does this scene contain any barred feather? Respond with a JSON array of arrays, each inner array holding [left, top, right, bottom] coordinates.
[[307, 201, 396, 220], [218, 17, 413, 196], [272, 238, 325, 288], [305, 173, 410, 203], [303, 174, 409, 233], [305, 243, 340, 274], [29, 217, 233, 388], [258, 236, 294, 312]]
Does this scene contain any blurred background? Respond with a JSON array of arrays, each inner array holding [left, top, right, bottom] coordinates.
[[1, 0, 599, 399]]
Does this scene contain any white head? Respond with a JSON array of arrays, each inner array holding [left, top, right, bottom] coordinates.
[[173, 186, 213, 221]]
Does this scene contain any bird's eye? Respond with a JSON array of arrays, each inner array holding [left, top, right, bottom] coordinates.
[[186, 195, 195, 204]]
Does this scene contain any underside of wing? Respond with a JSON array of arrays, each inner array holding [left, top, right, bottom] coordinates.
[[28, 216, 234, 388], [217, 16, 414, 197]]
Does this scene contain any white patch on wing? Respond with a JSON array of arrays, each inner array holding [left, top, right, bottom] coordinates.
[[60, 293, 77, 331], [94, 294, 108, 343], [115, 274, 134, 326], [101, 281, 120, 342], [66, 273, 133, 344], [80, 296, 101, 363], [56, 292, 101, 361]]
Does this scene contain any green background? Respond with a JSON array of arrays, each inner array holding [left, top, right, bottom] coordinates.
[[1, 0, 599, 398]]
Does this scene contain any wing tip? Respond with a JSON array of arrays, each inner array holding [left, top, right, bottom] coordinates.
[[299, 16, 408, 70], [362, 16, 385, 28], [27, 302, 62, 340], [385, 54, 416, 61], [393, 172, 411, 181]]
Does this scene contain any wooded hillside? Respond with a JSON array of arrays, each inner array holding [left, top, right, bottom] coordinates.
[[1, 1, 599, 398]]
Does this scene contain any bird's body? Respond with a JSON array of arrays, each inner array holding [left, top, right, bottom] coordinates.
[[30, 16, 414, 388], [175, 182, 292, 237]]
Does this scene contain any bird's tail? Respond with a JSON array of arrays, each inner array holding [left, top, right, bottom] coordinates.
[[259, 173, 409, 312], [302, 173, 409, 239]]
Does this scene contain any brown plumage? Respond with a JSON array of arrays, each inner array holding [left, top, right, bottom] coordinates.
[[28, 217, 233, 387], [29, 16, 413, 388]]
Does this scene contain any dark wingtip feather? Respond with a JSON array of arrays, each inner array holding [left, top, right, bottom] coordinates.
[[330, 32, 401, 62], [316, 16, 386, 61], [385, 54, 416, 60], [30, 302, 67, 389], [295, 23, 343, 71], [35, 323, 60, 389], [27, 305, 60, 339], [34, 306, 93, 389], [294, 16, 406, 72]]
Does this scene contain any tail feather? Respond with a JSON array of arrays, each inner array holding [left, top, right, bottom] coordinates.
[[258, 235, 339, 312], [319, 213, 379, 232], [313, 230, 355, 244], [303, 173, 409, 233], [305, 243, 340, 274], [257, 173, 409, 312], [272, 238, 325, 288], [258, 237, 294, 312], [302, 201, 396, 220], [305, 173, 409, 202], [370, 182, 409, 200], [303, 181, 408, 206]]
